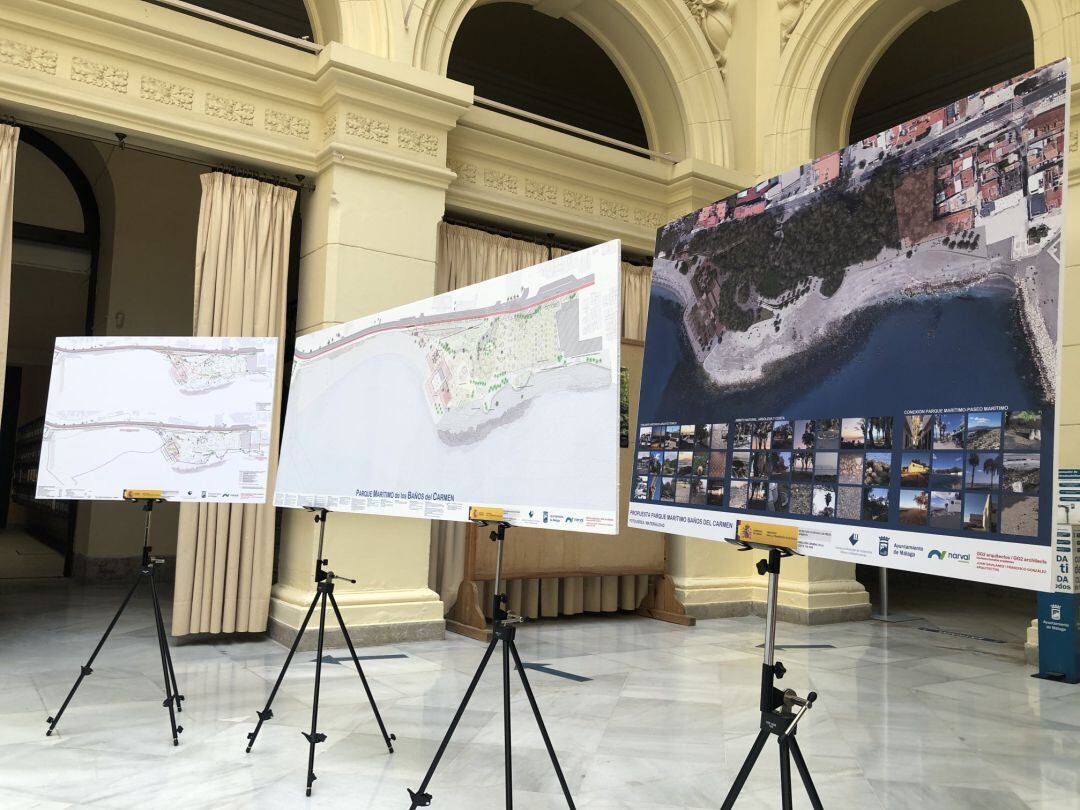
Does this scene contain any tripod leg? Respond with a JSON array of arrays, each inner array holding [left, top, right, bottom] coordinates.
[[503, 638, 513, 810], [720, 729, 770, 810], [408, 636, 500, 809], [328, 591, 395, 752], [304, 588, 330, 797], [507, 641, 575, 809], [149, 566, 184, 715], [779, 737, 793, 810], [246, 588, 321, 753], [788, 735, 825, 810], [46, 574, 142, 736], [148, 571, 181, 746]]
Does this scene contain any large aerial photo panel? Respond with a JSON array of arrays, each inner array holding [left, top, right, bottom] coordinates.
[[628, 61, 1070, 589], [275, 241, 622, 534]]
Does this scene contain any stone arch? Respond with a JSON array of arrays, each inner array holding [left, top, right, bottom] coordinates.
[[303, 0, 345, 45], [767, 0, 1067, 174], [411, 0, 733, 165]]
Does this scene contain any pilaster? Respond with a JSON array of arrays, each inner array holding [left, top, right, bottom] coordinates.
[[268, 50, 472, 649]]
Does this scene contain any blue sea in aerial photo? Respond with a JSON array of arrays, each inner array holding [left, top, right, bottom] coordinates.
[[638, 281, 1043, 425]]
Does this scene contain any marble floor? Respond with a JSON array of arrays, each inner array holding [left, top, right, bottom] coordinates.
[[1, 580, 1079, 809]]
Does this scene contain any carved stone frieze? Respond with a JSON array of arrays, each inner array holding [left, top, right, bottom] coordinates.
[[345, 113, 390, 144], [71, 56, 128, 93], [0, 39, 57, 75], [265, 109, 311, 140], [205, 93, 255, 126], [483, 168, 518, 194], [398, 126, 439, 156], [140, 76, 193, 110]]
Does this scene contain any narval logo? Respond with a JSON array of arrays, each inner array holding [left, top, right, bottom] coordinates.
[[848, 533, 859, 546], [928, 550, 946, 560], [928, 549, 972, 562]]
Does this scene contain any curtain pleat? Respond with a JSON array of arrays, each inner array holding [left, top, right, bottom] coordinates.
[[431, 222, 653, 619], [0, 125, 19, 406], [172, 172, 295, 635]]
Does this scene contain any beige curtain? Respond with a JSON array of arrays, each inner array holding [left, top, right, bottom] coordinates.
[[0, 125, 18, 406], [429, 222, 653, 618], [172, 173, 296, 635]]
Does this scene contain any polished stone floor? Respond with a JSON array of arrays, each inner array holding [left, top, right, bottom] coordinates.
[[2, 580, 1079, 809]]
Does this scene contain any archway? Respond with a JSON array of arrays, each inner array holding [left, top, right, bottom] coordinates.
[[1, 129, 101, 577], [446, 2, 648, 150], [413, 0, 732, 165], [766, 0, 1065, 174]]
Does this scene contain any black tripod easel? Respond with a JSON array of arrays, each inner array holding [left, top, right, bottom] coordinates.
[[46, 493, 185, 745], [721, 540, 823, 810], [408, 520, 576, 810], [244, 506, 395, 796]]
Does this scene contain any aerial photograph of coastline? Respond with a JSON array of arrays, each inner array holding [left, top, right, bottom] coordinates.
[[634, 59, 1066, 547]]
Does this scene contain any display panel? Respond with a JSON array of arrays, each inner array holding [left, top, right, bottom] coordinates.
[[629, 61, 1070, 589], [36, 336, 279, 502], [274, 241, 622, 534]]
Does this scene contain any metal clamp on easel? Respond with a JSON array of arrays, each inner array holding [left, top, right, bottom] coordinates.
[[46, 489, 185, 746], [721, 520, 824, 810], [408, 506, 576, 810]]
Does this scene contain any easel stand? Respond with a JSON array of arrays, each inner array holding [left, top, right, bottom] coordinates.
[[722, 546, 823, 810], [408, 522, 576, 810], [45, 496, 185, 745], [244, 507, 395, 796]]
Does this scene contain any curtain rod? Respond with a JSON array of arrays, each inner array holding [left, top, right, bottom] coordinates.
[[442, 214, 653, 267], [3, 113, 315, 192]]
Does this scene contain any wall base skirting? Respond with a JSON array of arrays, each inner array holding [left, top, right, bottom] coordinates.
[[268, 583, 446, 651], [72, 553, 176, 584], [676, 575, 871, 625], [267, 615, 444, 651], [685, 600, 872, 624]]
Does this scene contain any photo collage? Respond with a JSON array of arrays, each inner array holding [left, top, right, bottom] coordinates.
[[634, 410, 1043, 540]]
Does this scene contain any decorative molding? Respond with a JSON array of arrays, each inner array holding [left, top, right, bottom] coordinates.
[[398, 126, 439, 156], [1070, 129, 1078, 153], [483, 168, 518, 194], [634, 208, 664, 229], [71, 56, 128, 93], [683, 0, 736, 71], [205, 92, 254, 126], [345, 112, 390, 144], [448, 158, 478, 184], [139, 75, 193, 110], [563, 190, 594, 213], [599, 198, 629, 222], [777, 0, 809, 47], [265, 108, 311, 140], [0, 39, 57, 75], [323, 112, 337, 142], [524, 179, 557, 205]]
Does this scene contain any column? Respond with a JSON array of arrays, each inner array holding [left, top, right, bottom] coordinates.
[[268, 44, 472, 648]]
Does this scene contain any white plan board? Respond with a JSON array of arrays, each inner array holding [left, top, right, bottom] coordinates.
[[36, 336, 278, 503], [274, 240, 622, 534]]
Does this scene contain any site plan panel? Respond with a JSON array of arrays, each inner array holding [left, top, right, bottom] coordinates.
[[274, 241, 622, 534], [36, 336, 278, 503]]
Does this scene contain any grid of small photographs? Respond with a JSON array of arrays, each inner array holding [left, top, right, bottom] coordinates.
[[635, 423, 727, 507], [903, 409, 1040, 538], [635, 409, 1041, 539], [724, 417, 894, 522]]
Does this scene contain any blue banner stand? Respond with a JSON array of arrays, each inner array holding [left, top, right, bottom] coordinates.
[[1035, 592, 1080, 683], [1034, 524, 1080, 684]]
